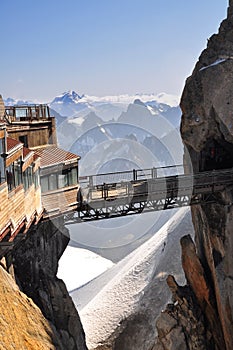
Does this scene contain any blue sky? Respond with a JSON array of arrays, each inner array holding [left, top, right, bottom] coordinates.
[[0, 0, 228, 101]]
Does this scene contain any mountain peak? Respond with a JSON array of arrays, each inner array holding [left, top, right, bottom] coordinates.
[[67, 90, 82, 99], [51, 90, 83, 105], [133, 99, 146, 107]]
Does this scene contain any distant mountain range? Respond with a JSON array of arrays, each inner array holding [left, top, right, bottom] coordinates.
[[3, 90, 180, 120], [49, 90, 180, 120], [4, 91, 183, 175]]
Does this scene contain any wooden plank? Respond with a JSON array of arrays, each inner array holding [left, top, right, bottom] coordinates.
[[0, 95, 5, 119], [0, 178, 43, 238], [6, 149, 23, 167], [0, 129, 5, 139], [22, 153, 34, 171]]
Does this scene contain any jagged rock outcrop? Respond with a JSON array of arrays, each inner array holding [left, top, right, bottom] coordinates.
[[156, 1, 233, 349], [0, 262, 58, 349], [12, 217, 87, 350], [155, 236, 222, 350]]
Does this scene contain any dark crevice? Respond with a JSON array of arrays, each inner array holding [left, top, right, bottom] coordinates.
[[213, 249, 223, 267], [199, 138, 233, 172]]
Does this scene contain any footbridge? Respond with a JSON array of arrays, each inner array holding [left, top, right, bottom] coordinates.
[[65, 165, 233, 223]]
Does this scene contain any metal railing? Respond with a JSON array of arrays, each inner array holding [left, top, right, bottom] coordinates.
[[79, 164, 184, 188]]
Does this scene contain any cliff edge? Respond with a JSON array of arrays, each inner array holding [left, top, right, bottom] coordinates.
[[0, 262, 58, 349], [156, 1, 233, 349], [12, 217, 87, 350]]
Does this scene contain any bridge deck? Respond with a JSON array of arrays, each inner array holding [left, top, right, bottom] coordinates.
[[65, 166, 233, 223]]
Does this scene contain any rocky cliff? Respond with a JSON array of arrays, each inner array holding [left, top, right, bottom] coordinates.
[[155, 1, 233, 349], [11, 217, 87, 350], [0, 262, 60, 350]]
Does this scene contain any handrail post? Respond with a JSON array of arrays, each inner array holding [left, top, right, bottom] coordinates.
[[89, 175, 93, 188], [103, 183, 108, 200], [133, 169, 137, 181], [152, 167, 157, 178]]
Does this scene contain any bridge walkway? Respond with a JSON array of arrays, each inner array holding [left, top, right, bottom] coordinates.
[[65, 165, 233, 223]]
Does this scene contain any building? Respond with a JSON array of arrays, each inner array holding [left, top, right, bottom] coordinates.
[[0, 94, 81, 227], [0, 124, 43, 257]]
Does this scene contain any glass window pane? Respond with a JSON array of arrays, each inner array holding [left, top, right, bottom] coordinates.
[[49, 174, 57, 190], [6, 165, 13, 191], [67, 169, 72, 186], [41, 176, 49, 192], [71, 168, 78, 185], [28, 166, 33, 187], [0, 157, 5, 183], [23, 169, 29, 191], [58, 173, 67, 188], [34, 169, 40, 189]]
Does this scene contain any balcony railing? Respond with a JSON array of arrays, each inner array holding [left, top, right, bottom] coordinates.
[[5, 105, 50, 122]]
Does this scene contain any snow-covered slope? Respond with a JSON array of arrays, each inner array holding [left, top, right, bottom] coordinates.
[[71, 207, 194, 350], [57, 246, 114, 292]]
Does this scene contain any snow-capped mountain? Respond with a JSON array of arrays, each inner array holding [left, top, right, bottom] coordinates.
[[3, 90, 180, 122], [51, 90, 83, 104], [49, 90, 89, 117], [49, 90, 180, 120], [4, 91, 183, 173]]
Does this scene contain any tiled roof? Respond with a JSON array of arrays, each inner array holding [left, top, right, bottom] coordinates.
[[23, 147, 34, 159], [33, 153, 40, 162], [7, 137, 23, 153], [34, 146, 80, 168]]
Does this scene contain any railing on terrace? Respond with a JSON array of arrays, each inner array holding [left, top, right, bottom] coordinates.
[[5, 104, 50, 123]]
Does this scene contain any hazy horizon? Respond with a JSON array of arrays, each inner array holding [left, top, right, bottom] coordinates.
[[1, 0, 228, 101]]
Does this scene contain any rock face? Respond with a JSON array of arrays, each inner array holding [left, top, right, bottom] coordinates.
[[0, 263, 57, 349], [12, 217, 87, 350], [156, 1, 233, 349]]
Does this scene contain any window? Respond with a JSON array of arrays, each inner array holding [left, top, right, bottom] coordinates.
[[6, 165, 13, 191], [58, 173, 67, 189], [14, 161, 22, 187], [23, 165, 33, 191], [31, 107, 36, 119], [34, 169, 40, 189], [40, 167, 78, 193], [0, 136, 6, 184], [41, 174, 58, 192], [28, 166, 33, 187], [6, 159, 22, 191], [19, 135, 28, 148], [41, 176, 49, 192], [23, 170, 28, 191], [67, 168, 78, 186], [15, 108, 28, 119], [48, 174, 57, 191], [0, 157, 5, 184]]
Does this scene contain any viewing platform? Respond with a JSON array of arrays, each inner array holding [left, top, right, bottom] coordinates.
[[4, 104, 57, 149]]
